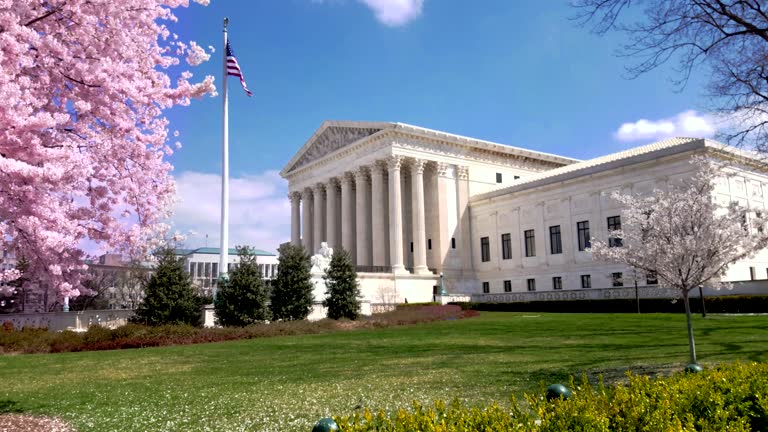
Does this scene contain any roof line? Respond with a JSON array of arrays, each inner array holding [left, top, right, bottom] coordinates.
[[470, 137, 722, 202]]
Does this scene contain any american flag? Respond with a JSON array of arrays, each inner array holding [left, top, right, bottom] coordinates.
[[226, 40, 252, 97]]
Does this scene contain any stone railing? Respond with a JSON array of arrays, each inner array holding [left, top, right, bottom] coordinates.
[[0, 309, 135, 332], [466, 282, 768, 303]]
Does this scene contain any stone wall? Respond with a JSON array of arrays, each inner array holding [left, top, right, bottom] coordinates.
[[1, 309, 135, 332]]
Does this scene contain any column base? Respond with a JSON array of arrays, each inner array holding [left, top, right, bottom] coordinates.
[[413, 265, 431, 275], [391, 265, 409, 275]]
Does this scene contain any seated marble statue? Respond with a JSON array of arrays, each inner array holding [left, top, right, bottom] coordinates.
[[310, 242, 333, 273]]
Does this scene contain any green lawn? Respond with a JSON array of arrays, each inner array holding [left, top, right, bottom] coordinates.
[[1, 312, 767, 431]]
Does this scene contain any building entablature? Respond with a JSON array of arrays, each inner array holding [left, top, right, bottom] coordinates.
[[281, 121, 578, 193]]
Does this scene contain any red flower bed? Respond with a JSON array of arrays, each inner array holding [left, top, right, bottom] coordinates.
[[0, 305, 477, 354]]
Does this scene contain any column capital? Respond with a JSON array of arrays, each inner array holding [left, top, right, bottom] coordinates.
[[387, 155, 404, 171], [341, 171, 355, 185], [301, 188, 313, 199], [457, 165, 469, 180], [312, 182, 325, 194], [354, 166, 369, 180], [288, 191, 302, 202], [326, 177, 339, 187], [435, 162, 450, 177], [410, 158, 426, 174], [370, 160, 387, 176]]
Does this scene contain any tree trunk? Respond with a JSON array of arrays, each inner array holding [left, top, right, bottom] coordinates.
[[683, 290, 697, 364]]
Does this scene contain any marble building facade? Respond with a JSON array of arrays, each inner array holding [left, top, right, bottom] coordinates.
[[281, 121, 768, 303]]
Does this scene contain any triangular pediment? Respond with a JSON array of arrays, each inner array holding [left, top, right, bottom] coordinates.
[[282, 122, 389, 174]]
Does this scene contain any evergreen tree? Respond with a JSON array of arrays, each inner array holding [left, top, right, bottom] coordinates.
[[270, 243, 313, 321], [323, 247, 361, 320], [214, 246, 271, 326], [133, 247, 201, 326]]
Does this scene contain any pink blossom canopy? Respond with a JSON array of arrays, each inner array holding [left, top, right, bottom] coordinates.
[[0, 0, 215, 298]]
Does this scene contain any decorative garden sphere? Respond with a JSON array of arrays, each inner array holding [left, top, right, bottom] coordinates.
[[312, 417, 339, 432], [685, 363, 703, 373], [546, 383, 572, 401]]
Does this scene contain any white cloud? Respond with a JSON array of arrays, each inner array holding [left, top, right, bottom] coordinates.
[[314, 0, 424, 26], [172, 170, 290, 254], [361, 0, 423, 26], [614, 110, 718, 142]]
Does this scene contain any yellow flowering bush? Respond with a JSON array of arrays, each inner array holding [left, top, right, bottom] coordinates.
[[335, 362, 768, 431]]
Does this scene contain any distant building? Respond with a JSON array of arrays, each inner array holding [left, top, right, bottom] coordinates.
[[174, 247, 279, 296]]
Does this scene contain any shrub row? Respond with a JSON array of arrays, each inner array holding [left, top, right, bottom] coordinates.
[[0, 305, 478, 354], [334, 361, 768, 431], [453, 295, 768, 314]]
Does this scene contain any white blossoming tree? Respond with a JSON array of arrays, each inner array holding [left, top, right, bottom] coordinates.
[[591, 157, 768, 364]]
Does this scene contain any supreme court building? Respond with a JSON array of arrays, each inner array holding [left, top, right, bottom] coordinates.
[[280, 121, 768, 304]]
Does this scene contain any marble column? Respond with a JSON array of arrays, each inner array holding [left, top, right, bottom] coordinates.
[[290, 192, 301, 246], [370, 161, 388, 267], [355, 167, 371, 267], [387, 156, 406, 273], [456, 166, 473, 272], [301, 188, 313, 254], [326, 178, 339, 249], [340, 172, 355, 261], [434, 162, 451, 272], [410, 159, 429, 274], [313, 183, 325, 253]]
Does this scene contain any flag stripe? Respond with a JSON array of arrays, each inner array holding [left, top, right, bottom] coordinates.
[[225, 40, 252, 97]]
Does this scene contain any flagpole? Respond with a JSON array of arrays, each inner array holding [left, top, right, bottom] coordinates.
[[217, 16, 230, 299]]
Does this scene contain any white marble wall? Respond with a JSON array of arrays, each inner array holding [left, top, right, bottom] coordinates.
[[468, 152, 768, 294]]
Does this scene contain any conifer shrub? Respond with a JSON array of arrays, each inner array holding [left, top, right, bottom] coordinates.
[[271, 243, 314, 320], [214, 246, 271, 326], [334, 362, 768, 431], [323, 247, 362, 320], [131, 247, 201, 326]]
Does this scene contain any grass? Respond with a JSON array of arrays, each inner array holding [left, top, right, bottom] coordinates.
[[1, 312, 767, 431]]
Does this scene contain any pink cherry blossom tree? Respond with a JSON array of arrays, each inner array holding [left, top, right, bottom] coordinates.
[[0, 0, 216, 302], [590, 157, 768, 364]]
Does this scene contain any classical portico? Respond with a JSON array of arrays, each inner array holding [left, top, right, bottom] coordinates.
[[281, 121, 576, 302]]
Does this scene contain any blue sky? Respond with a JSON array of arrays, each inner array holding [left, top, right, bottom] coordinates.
[[164, 0, 718, 253]]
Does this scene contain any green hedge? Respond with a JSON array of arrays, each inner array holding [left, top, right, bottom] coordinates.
[[452, 295, 768, 314], [334, 362, 768, 431]]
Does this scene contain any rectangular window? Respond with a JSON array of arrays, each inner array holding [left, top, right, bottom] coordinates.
[[577, 221, 591, 251], [612, 272, 623, 287], [514, 175, 520, 180], [757, 212, 764, 234], [410, 242, 413, 253], [607, 216, 622, 247], [549, 225, 562, 254], [212, 263, 218, 278], [524, 229, 536, 257], [646, 271, 658, 285], [480, 237, 490, 262], [482, 282, 490, 293], [750, 266, 756, 281], [526, 278, 536, 291], [552, 276, 562, 290], [189, 262, 196, 276], [496, 173, 502, 183], [501, 233, 512, 260], [428, 239, 432, 250], [197, 262, 203, 277], [581, 274, 591, 289], [503, 280, 512, 292], [451, 238, 456, 249]]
